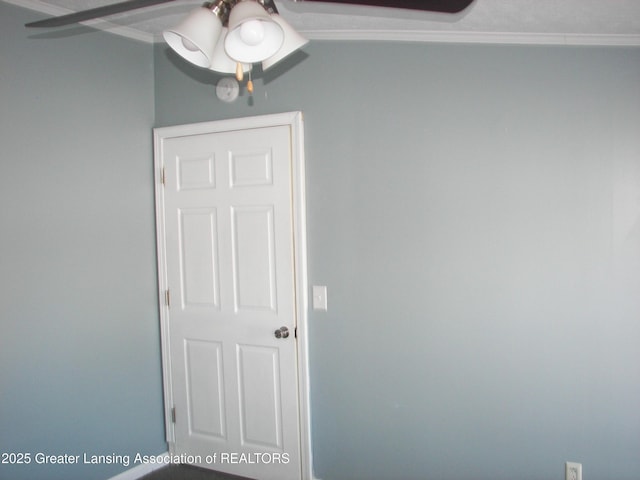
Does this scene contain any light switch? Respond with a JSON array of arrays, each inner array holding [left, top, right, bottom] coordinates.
[[312, 286, 328, 311]]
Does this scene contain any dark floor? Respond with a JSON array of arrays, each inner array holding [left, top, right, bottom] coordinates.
[[139, 464, 254, 480]]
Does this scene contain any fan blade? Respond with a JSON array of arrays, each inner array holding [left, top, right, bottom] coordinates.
[[299, 0, 474, 14], [25, 0, 177, 28]]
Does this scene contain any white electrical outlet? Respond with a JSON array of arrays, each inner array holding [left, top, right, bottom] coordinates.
[[566, 462, 582, 480]]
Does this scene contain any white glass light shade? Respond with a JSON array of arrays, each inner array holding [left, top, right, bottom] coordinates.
[[225, 1, 284, 63], [163, 7, 222, 68], [262, 14, 309, 70], [209, 28, 252, 74]]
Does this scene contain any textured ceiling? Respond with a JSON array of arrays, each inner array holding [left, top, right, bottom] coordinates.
[[8, 0, 640, 45]]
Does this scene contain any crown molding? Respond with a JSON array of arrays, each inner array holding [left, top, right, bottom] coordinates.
[[301, 29, 640, 47]]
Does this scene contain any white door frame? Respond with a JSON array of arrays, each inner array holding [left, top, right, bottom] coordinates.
[[153, 111, 313, 480]]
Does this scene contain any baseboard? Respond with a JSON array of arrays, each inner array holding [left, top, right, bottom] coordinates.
[[107, 452, 169, 480]]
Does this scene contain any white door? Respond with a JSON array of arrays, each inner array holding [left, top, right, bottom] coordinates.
[[155, 116, 305, 480]]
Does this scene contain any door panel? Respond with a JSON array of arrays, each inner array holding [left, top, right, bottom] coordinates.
[[179, 209, 221, 310], [184, 339, 226, 439], [232, 206, 277, 312], [237, 344, 282, 449], [177, 154, 216, 190], [158, 124, 301, 480], [229, 149, 273, 187]]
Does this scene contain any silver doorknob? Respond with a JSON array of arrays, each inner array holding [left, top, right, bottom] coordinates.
[[274, 326, 289, 339]]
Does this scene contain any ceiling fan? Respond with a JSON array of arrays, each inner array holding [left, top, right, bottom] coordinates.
[[24, 0, 474, 89], [25, 0, 475, 29]]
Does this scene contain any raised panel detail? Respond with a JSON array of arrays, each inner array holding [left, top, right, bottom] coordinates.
[[185, 339, 226, 439], [177, 154, 216, 190], [236, 344, 282, 449], [179, 209, 220, 310], [229, 150, 273, 187], [231, 206, 277, 312]]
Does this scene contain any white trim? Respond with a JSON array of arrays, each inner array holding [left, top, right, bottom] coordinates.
[[154, 112, 303, 138], [289, 112, 315, 480], [153, 112, 314, 480], [152, 130, 174, 449], [301, 29, 640, 47], [107, 452, 169, 480]]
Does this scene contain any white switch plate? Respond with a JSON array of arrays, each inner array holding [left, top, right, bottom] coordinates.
[[312, 286, 328, 311], [566, 462, 582, 480]]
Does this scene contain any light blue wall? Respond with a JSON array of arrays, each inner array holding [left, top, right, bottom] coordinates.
[[3, 3, 638, 478], [155, 42, 640, 479], [0, 3, 165, 479]]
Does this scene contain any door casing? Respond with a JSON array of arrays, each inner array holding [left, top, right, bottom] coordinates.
[[153, 112, 312, 479]]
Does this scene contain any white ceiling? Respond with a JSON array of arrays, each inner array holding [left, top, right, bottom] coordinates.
[[8, 0, 640, 45]]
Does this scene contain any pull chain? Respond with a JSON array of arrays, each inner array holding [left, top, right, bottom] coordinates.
[[235, 62, 254, 95], [235, 62, 243, 82], [247, 70, 254, 95]]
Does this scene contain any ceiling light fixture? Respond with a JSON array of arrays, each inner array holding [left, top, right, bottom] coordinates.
[[163, 0, 308, 89], [225, 0, 284, 63]]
